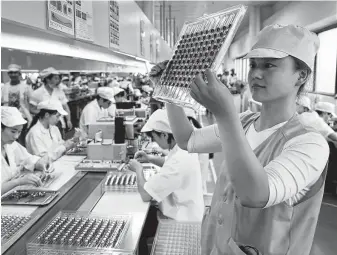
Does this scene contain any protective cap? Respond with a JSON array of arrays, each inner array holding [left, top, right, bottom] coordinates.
[[142, 85, 153, 93], [62, 76, 70, 81], [244, 24, 320, 71], [37, 99, 68, 115], [315, 102, 336, 116], [40, 67, 60, 79], [134, 89, 142, 97], [97, 87, 115, 102], [112, 87, 125, 96], [1, 106, 27, 127], [297, 96, 312, 110], [141, 109, 172, 133], [8, 64, 22, 72]]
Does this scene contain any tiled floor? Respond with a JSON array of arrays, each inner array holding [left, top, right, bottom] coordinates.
[[201, 113, 337, 255]]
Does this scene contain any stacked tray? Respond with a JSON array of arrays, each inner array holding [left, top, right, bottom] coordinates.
[[66, 146, 87, 156], [151, 220, 201, 255], [75, 159, 125, 172], [27, 211, 131, 255], [1, 215, 31, 244], [1, 190, 59, 206], [153, 5, 247, 110]]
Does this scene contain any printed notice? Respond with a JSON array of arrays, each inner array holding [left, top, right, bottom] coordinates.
[[109, 1, 120, 49], [74, 0, 94, 41], [47, 0, 75, 36]]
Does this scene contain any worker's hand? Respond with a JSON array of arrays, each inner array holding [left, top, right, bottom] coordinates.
[[35, 155, 52, 172], [127, 159, 143, 173], [191, 69, 235, 117], [65, 139, 76, 150], [67, 120, 73, 130], [134, 151, 150, 162], [17, 173, 42, 187], [73, 128, 82, 139], [149, 60, 169, 85]]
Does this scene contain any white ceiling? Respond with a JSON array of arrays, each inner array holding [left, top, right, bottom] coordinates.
[[152, 1, 277, 40]]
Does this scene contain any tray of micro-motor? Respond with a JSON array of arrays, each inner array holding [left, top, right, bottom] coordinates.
[[153, 5, 247, 110], [1, 189, 59, 206]]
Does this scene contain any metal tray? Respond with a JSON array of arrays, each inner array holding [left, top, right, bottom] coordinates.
[[151, 220, 202, 255], [152, 5, 247, 110], [27, 211, 131, 255], [1, 189, 59, 206], [66, 147, 87, 156], [75, 158, 125, 172], [19, 172, 60, 190], [1, 214, 32, 245]]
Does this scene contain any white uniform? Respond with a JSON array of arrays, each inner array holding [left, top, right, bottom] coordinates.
[[79, 99, 116, 133], [26, 120, 66, 161], [144, 145, 204, 222], [299, 111, 335, 138], [2, 141, 40, 183]]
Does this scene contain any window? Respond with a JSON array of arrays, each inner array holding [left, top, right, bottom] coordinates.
[[314, 27, 337, 95], [234, 57, 249, 83]]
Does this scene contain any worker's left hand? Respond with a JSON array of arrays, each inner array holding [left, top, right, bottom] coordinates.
[[67, 120, 73, 130], [190, 69, 236, 117], [127, 159, 143, 173]]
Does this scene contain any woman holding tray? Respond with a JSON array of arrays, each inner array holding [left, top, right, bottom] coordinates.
[[151, 24, 329, 255], [26, 99, 81, 161], [1, 106, 50, 194]]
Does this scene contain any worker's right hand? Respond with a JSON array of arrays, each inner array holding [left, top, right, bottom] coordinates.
[[17, 174, 42, 187], [149, 60, 169, 85], [134, 151, 149, 162], [65, 140, 76, 151]]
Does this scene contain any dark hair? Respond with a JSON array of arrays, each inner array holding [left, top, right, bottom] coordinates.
[[96, 95, 110, 104], [115, 91, 125, 98], [146, 130, 175, 145], [291, 56, 312, 96], [43, 74, 60, 84], [27, 109, 58, 133], [1, 123, 7, 130]]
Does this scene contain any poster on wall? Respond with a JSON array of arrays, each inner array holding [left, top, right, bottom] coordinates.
[[109, 1, 120, 49], [47, 0, 75, 36], [140, 20, 145, 56], [74, 0, 94, 41]]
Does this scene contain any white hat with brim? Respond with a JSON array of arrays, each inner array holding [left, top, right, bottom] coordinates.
[[40, 67, 60, 79], [315, 102, 336, 117], [1, 106, 27, 127], [97, 87, 115, 102], [141, 109, 172, 133], [243, 24, 320, 71], [112, 87, 125, 97], [37, 99, 68, 115], [8, 64, 22, 72], [184, 107, 197, 119]]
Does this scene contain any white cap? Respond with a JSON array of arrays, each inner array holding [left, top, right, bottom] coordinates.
[[37, 99, 68, 115], [184, 107, 197, 119], [244, 24, 320, 71], [142, 85, 153, 93], [40, 67, 60, 79], [30, 73, 39, 83], [97, 87, 115, 102], [8, 64, 21, 72], [141, 109, 172, 133], [1, 106, 27, 127], [315, 102, 336, 116], [112, 87, 125, 96], [297, 96, 311, 110], [134, 89, 142, 97]]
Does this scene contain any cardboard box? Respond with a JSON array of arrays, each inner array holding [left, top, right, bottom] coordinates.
[[87, 140, 127, 160]]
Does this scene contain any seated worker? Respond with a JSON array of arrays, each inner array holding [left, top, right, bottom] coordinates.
[[26, 99, 80, 161], [297, 98, 337, 147], [112, 87, 127, 102], [1, 106, 50, 194], [79, 87, 116, 134], [29, 67, 72, 131], [128, 109, 204, 254]]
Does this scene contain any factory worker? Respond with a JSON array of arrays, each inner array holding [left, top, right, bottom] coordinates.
[[79, 87, 116, 134], [1, 107, 50, 194], [296, 96, 337, 145], [314, 101, 336, 124], [25, 99, 80, 161], [128, 109, 204, 254], [112, 87, 126, 103], [29, 67, 73, 130], [153, 24, 329, 255]]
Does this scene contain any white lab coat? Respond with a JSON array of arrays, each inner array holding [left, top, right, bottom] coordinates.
[[1, 141, 40, 183], [144, 145, 204, 222], [79, 99, 116, 134], [26, 120, 66, 161]]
